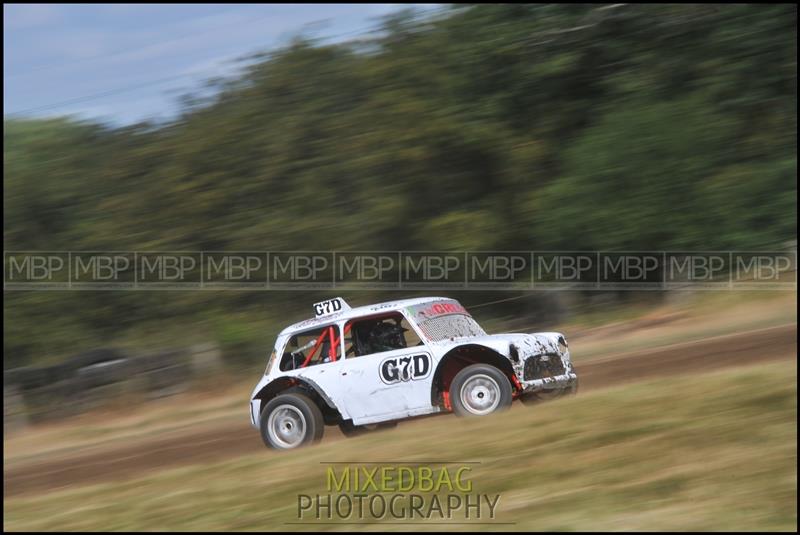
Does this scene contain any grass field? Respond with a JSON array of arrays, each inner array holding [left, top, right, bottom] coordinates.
[[5, 291, 795, 469], [5, 359, 796, 531], [564, 291, 797, 360]]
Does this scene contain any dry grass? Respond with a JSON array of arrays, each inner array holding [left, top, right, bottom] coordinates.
[[4, 360, 796, 531], [4, 291, 795, 468], [565, 291, 796, 360]]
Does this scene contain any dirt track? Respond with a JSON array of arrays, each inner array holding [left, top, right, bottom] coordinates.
[[4, 323, 796, 498]]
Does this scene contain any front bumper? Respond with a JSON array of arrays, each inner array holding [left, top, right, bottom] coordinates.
[[519, 371, 578, 393], [517, 350, 578, 393]]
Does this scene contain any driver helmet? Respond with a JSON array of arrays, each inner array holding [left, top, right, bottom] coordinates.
[[366, 321, 407, 352]]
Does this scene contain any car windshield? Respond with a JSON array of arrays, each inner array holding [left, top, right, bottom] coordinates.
[[406, 300, 486, 342]]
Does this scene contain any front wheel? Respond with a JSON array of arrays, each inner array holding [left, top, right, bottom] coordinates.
[[449, 364, 513, 417], [260, 393, 324, 450]]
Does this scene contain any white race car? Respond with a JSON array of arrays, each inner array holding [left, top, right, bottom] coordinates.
[[249, 297, 578, 449]]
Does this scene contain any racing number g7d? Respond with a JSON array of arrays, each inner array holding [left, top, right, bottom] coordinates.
[[314, 298, 346, 317], [380, 354, 431, 384]]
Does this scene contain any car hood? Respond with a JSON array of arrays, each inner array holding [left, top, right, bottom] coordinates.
[[431, 331, 564, 358]]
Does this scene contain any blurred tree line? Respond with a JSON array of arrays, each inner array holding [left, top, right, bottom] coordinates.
[[3, 4, 797, 369]]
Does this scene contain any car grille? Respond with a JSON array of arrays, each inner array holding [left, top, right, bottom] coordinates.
[[524, 353, 566, 381]]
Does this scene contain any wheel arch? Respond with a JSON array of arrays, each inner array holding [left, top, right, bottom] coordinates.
[[430, 344, 519, 407], [253, 376, 341, 425]]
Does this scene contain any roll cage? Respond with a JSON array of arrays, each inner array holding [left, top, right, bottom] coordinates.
[[276, 309, 428, 372]]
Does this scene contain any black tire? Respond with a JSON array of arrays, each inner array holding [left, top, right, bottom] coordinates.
[[260, 392, 324, 450], [449, 364, 513, 417], [338, 420, 398, 437]]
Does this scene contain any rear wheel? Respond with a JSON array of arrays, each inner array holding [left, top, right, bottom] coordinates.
[[260, 393, 324, 450], [449, 364, 513, 417]]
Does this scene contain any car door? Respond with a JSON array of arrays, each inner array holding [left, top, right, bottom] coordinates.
[[334, 333, 437, 426], [277, 323, 347, 407]]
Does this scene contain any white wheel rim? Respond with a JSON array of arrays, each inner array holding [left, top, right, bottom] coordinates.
[[460, 374, 501, 415], [267, 404, 307, 448]]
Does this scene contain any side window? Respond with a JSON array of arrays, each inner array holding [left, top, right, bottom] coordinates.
[[402, 319, 423, 348], [345, 313, 423, 357], [279, 325, 341, 371], [265, 349, 278, 374]]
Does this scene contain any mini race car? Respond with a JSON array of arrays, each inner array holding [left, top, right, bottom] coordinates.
[[249, 297, 578, 449]]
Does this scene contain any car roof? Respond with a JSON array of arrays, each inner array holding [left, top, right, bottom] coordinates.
[[279, 296, 455, 336]]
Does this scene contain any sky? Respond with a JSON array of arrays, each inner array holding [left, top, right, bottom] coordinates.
[[4, 4, 440, 125]]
